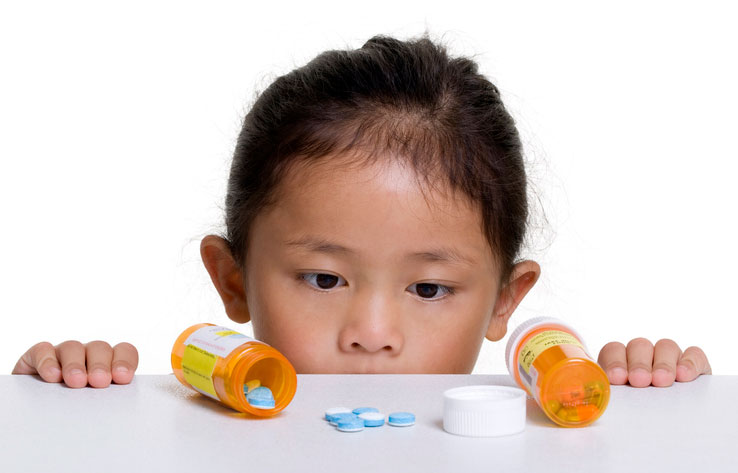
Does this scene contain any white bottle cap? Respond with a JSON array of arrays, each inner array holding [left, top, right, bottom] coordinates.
[[442, 385, 526, 437]]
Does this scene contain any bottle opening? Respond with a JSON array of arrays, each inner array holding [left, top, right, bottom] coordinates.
[[244, 357, 285, 400], [542, 360, 610, 426]]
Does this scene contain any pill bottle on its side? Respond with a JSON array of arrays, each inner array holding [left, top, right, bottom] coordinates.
[[171, 323, 297, 417], [505, 317, 610, 427]]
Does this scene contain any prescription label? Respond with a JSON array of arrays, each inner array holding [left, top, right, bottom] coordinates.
[[517, 330, 584, 391], [181, 325, 257, 401]]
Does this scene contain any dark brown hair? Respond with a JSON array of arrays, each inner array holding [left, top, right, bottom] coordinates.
[[224, 33, 529, 285]]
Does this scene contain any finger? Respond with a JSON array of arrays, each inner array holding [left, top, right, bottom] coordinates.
[[111, 342, 138, 385], [676, 346, 712, 382], [56, 340, 88, 388], [85, 340, 113, 388], [626, 338, 654, 388], [597, 341, 628, 384], [651, 339, 681, 387], [11, 342, 63, 382]]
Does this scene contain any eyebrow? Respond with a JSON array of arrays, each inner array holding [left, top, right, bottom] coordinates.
[[284, 235, 475, 266]]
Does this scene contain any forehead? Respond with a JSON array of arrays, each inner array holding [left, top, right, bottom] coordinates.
[[251, 153, 495, 268]]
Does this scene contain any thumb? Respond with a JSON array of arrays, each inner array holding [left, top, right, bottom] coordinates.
[[676, 346, 711, 382]]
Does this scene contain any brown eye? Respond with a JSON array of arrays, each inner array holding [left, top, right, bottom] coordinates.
[[416, 283, 438, 298], [407, 282, 453, 300], [316, 273, 338, 289], [301, 273, 346, 291]]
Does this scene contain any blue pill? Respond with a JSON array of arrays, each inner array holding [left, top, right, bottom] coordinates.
[[337, 417, 365, 432], [388, 412, 415, 427], [248, 386, 274, 399], [247, 396, 275, 409], [358, 412, 385, 427], [325, 407, 353, 421], [247, 386, 275, 409], [330, 412, 359, 426], [352, 407, 379, 415]]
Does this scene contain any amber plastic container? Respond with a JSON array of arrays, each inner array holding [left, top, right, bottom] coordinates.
[[171, 323, 297, 417], [505, 316, 610, 427]]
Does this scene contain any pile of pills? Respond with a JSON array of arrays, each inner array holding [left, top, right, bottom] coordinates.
[[325, 407, 416, 433], [244, 379, 275, 409]]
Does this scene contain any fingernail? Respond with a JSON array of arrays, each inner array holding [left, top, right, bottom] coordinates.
[[114, 366, 129, 374], [91, 368, 106, 376], [49, 367, 61, 377], [69, 368, 84, 376]]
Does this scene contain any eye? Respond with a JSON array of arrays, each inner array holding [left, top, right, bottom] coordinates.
[[407, 282, 454, 300], [300, 272, 347, 291]]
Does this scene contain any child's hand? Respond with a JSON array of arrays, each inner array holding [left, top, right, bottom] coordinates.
[[597, 338, 711, 387], [11, 340, 138, 388]]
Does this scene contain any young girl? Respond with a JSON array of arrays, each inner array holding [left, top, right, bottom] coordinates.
[[12, 33, 711, 388]]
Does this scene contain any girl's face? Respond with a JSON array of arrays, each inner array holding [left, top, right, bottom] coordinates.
[[239, 154, 511, 373]]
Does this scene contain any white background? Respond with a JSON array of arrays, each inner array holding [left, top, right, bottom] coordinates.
[[1, 1, 736, 376]]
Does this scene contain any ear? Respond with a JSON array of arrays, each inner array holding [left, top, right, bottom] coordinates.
[[200, 235, 251, 323], [485, 260, 541, 342]]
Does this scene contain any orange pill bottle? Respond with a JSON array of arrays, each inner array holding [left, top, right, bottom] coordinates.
[[505, 316, 610, 427], [171, 323, 297, 417]]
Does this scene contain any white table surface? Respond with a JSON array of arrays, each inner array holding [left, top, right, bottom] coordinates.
[[1, 374, 736, 472]]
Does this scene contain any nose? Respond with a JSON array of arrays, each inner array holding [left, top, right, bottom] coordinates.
[[337, 290, 404, 355]]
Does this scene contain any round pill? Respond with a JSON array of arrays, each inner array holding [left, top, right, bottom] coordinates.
[[352, 407, 379, 415], [337, 417, 365, 432], [388, 412, 415, 427], [358, 411, 385, 427], [324, 407, 353, 421], [247, 386, 275, 409], [247, 397, 275, 409], [330, 412, 359, 426], [247, 386, 274, 400]]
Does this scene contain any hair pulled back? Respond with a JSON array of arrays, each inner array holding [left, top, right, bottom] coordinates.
[[225, 33, 528, 284]]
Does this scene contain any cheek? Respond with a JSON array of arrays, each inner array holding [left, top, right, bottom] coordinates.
[[247, 274, 341, 373], [410, 302, 491, 373], [416, 327, 486, 373]]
